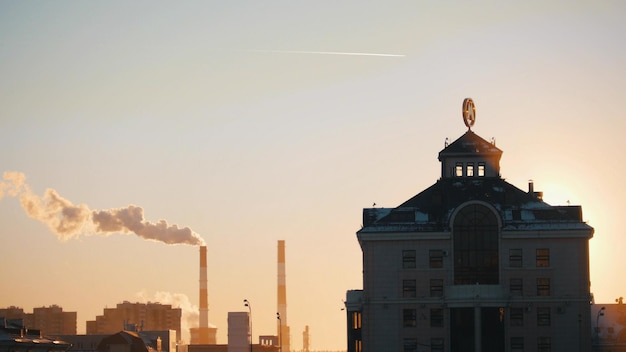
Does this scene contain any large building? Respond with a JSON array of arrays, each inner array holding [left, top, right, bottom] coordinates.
[[86, 302, 181, 342], [346, 99, 594, 352], [0, 305, 77, 335], [227, 312, 249, 352]]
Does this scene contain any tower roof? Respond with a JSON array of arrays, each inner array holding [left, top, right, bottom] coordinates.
[[438, 130, 502, 161]]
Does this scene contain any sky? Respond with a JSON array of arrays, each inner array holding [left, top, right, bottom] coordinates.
[[1, 1, 625, 350]]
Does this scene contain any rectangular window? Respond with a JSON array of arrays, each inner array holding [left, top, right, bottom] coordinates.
[[509, 249, 523, 267], [431, 338, 444, 352], [537, 307, 551, 326], [538, 337, 551, 352], [510, 278, 523, 296], [429, 249, 444, 268], [455, 163, 463, 177], [478, 162, 485, 177], [537, 278, 551, 296], [536, 249, 550, 267], [430, 279, 444, 297], [403, 309, 417, 327], [511, 337, 524, 351], [510, 307, 524, 327], [352, 312, 362, 329], [403, 338, 417, 352], [403, 280, 417, 298], [355, 340, 362, 352], [430, 308, 444, 327], [403, 250, 416, 269], [467, 163, 474, 177]]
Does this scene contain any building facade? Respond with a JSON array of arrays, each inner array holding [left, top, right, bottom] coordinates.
[[86, 302, 181, 342], [227, 312, 249, 352], [347, 99, 594, 352], [0, 305, 77, 335]]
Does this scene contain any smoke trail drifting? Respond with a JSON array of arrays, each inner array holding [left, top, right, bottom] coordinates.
[[1, 171, 205, 246], [135, 290, 198, 343]]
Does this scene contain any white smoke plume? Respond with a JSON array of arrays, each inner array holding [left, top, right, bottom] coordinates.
[[135, 290, 198, 344], [1, 171, 205, 246]]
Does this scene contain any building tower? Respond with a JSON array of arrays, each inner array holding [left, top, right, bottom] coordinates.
[[228, 312, 250, 352], [348, 99, 594, 352], [190, 245, 217, 344], [277, 240, 291, 352]]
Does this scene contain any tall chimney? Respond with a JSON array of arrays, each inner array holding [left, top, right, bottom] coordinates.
[[190, 245, 217, 344], [277, 240, 290, 352], [200, 245, 209, 330]]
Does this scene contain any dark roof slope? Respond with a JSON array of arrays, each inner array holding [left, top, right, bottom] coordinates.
[[359, 178, 592, 234], [97, 331, 150, 352], [438, 130, 502, 159]]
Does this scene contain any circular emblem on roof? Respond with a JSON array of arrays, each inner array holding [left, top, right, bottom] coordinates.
[[462, 98, 476, 129]]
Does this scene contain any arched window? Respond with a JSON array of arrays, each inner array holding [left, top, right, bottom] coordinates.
[[453, 204, 499, 284]]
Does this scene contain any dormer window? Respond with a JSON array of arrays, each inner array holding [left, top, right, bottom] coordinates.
[[467, 163, 474, 177], [453, 162, 487, 177]]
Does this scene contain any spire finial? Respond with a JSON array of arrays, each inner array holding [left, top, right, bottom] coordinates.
[[462, 98, 476, 130]]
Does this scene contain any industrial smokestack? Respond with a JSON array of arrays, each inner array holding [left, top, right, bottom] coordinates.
[[199, 246, 209, 330], [277, 240, 290, 352], [0, 171, 204, 246], [191, 245, 217, 344]]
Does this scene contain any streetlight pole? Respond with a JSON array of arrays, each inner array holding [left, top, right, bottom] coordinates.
[[276, 312, 282, 352], [596, 306, 606, 342], [244, 299, 252, 352]]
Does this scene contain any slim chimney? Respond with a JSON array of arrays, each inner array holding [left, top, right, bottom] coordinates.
[[200, 246, 209, 331], [190, 245, 217, 344], [277, 240, 290, 352]]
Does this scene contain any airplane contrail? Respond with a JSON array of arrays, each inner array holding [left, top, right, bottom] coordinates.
[[247, 49, 406, 57]]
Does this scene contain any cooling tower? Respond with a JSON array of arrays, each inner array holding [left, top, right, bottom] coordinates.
[[277, 240, 291, 352]]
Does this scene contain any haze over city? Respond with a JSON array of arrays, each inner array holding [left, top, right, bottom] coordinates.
[[1, 1, 625, 350]]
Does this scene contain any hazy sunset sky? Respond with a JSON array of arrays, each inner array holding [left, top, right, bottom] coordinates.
[[1, 1, 625, 350]]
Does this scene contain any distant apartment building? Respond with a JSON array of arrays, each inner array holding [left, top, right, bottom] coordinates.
[[346, 99, 594, 352], [0, 305, 77, 335], [227, 312, 248, 352], [86, 302, 181, 342]]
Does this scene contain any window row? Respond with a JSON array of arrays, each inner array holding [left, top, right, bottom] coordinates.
[[403, 279, 444, 298], [403, 247, 551, 270], [403, 250, 445, 269], [510, 306, 552, 327], [509, 248, 550, 268], [402, 277, 550, 298], [455, 162, 486, 177], [511, 336, 551, 352], [403, 308, 444, 328], [404, 338, 443, 352], [403, 306, 553, 330], [510, 278, 551, 296]]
